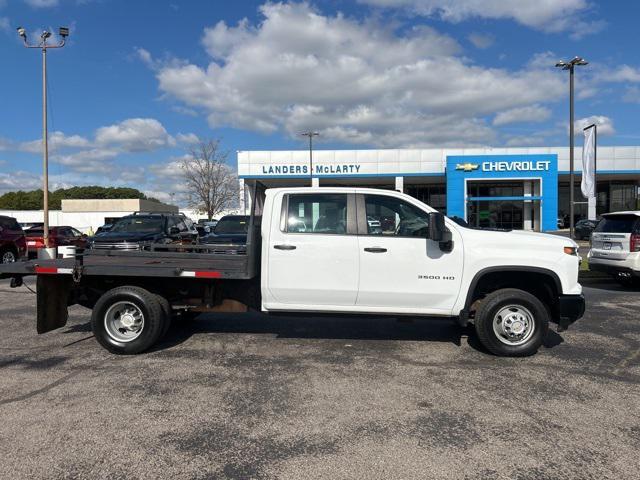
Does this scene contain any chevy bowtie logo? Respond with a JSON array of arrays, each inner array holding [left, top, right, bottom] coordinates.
[[455, 163, 479, 172]]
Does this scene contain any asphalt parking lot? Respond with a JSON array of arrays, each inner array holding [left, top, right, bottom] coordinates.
[[0, 279, 639, 480]]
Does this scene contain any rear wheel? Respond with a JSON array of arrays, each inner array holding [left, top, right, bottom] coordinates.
[[1, 248, 17, 263], [474, 288, 549, 357], [91, 286, 168, 354], [615, 275, 640, 288], [155, 295, 172, 339]]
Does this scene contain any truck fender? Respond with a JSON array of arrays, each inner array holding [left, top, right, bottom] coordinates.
[[462, 266, 562, 311]]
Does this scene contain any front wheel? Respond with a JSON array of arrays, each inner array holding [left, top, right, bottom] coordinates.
[[1, 248, 17, 264], [474, 288, 549, 357], [91, 286, 168, 354]]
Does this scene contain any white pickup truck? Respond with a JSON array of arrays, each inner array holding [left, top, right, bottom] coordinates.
[[0, 186, 585, 357]]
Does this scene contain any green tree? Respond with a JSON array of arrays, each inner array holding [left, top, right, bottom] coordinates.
[[0, 186, 157, 210]]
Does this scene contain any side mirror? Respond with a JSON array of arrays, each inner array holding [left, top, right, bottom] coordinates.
[[169, 227, 180, 235], [428, 212, 445, 242]]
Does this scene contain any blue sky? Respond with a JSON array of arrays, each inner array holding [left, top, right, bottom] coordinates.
[[1, 0, 639, 202]]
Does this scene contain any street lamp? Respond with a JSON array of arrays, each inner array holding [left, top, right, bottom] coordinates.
[[17, 26, 69, 252], [555, 56, 588, 239], [300, 131, 319, 186]]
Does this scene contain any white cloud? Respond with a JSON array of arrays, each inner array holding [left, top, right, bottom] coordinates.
[[0, 137, 13, 151], [202, 18, 255, 60], [468, 32, 494, 49], [148, 2, 565, 148], [0, 171, 42, 194], [599, 65, 640, 83], [622, 86, 640, 104], [0, 17, 10, 33], [574, 115, 615, 136], [504, 135, 548, 147], [53, 148, 118, 173], [20, 131, 91, 153], [176, 133, 200, 145], [358, 0, 598, 35], [24, 0, 59, 7], [95, 118, 176, 152], [493, 105, 551, 126]]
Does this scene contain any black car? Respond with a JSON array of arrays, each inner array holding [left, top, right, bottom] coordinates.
[[90, 212, 198, 250], [201, 215, 250, 253], [574, 219, 599, 240]]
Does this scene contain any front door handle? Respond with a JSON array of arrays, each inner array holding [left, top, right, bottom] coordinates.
[[364, 247, 387, 253], [274, 244, 296, 250]]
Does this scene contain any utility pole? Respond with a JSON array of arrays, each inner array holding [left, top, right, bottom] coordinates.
[[300, 131, 319, 186], [555, 56, 588, 239], [17, 26, 69, 250]]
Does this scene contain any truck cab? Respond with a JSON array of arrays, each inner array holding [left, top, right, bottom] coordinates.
[[261, 188, 583, 348]]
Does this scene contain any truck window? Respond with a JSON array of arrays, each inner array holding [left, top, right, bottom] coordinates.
[[286, 194, 348, 234], [364, 195, 429, 237]]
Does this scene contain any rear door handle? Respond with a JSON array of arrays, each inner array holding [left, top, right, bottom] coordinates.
[[274, 244, 296, 250], [364, 247, 387, 253]]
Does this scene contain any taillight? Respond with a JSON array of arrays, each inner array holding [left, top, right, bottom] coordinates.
[[631, 234, 640, 252]]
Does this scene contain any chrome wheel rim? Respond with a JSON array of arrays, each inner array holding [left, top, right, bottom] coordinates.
[[2, 251, 16, 263], [104, 301, 145, 343], [492, 305, 535, 346]]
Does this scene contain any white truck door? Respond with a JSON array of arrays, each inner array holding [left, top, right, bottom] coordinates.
[[356, 193, 464, 312], [266, 192, 359, 306]]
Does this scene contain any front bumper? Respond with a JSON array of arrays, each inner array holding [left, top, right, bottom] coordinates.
[[557, 294, 586, 331]]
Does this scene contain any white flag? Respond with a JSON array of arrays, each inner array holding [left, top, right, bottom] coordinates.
[[581, 126, 596, 198]]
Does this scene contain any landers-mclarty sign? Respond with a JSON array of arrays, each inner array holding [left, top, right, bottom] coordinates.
[[481, 160, 551, 172], [261, 164, 362, 175]]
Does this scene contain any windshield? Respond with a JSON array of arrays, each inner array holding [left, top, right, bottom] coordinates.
[[594, 215, 639, 233], [110, 217, 165, 233], [214, 217, 249, 235]]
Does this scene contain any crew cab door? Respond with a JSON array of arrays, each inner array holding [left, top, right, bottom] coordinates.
[[356, 193, 463, 313], [266, 192, 359, 306]]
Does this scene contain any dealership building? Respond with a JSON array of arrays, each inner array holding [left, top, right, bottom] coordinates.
[[238, 146, 640, 232]]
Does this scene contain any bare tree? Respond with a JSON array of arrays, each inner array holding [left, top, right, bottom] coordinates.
[[181, 140, 239, 220]]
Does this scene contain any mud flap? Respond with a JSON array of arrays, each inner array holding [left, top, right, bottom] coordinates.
[[36, 275, 73, 334]]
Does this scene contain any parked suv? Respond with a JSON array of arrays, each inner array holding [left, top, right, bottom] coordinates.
[[0, 216, 26, 263], [588, 211, 640, 286], [201, 215, 249, 252], [90, 212, 198, 250]]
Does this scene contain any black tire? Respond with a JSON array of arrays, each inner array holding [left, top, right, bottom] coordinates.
[[91, 286, 167, 354], [155, 294, 172, 339], [474, 288, 549, 357], [1, 247, 17, 264], [615, 276, 640, 288]]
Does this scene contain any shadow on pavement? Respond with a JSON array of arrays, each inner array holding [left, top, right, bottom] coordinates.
[[582, 279, 640, 293], [148, 312, 565, 356]]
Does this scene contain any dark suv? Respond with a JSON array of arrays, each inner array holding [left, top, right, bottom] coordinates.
[[90, 212, 198, 250], [0, 215, 27, 263]]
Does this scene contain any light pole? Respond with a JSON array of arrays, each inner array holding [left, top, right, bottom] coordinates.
[[300, 131, 319, 186], [555, 56, 588, 239], [17, 26, 69, 250]]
